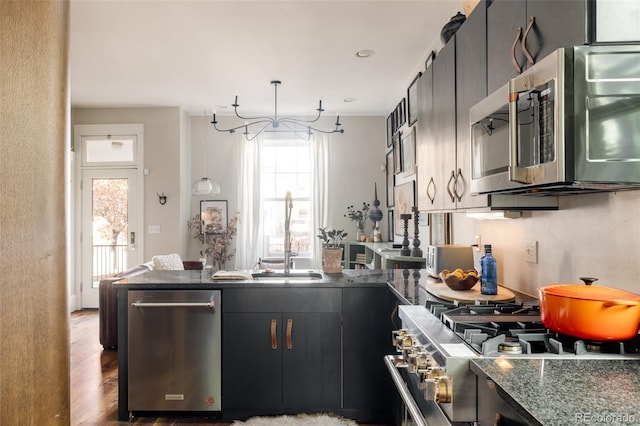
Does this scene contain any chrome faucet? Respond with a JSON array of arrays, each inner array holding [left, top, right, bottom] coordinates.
[[284, 191, 293, 274]]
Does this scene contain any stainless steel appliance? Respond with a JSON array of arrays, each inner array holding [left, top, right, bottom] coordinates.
[[470, 45, 640, 195], [386, 297, 640, 425], [128, 290, 221, 412], [424, 245, 474, 278]]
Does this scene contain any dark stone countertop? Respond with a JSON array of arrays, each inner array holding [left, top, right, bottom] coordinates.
[[115, 268, 396, 289], [471, 358, 640, 425]]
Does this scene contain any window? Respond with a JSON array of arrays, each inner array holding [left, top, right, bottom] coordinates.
[[260, 140, 312, 259]]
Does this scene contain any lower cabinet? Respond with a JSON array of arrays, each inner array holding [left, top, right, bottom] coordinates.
[[222, 288, 342, 418], [222, 286, 394, 423]]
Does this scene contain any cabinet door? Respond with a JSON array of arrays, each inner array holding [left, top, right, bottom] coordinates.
[[282, 312, 341, 409], [455, 0, 490, 209], [432, 40, 457, 211], [487, 0, 527, 94], [343, 288, 394, 421], [416, 64, 435, 210], [524, 0, 588, 61], [223, 312, 283, 410]]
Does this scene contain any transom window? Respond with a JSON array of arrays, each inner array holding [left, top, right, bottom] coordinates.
[[260, 140, 312, 259]]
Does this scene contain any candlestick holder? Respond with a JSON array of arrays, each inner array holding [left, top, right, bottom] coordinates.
[[400, 213, 412, 256], [411, 206, 422, 258]]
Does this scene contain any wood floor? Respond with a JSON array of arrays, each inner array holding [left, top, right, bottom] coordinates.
[[70, 309, 232, 425], [70, 310, 390, 426]]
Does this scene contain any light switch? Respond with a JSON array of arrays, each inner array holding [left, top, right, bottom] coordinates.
[[148, 225, 161, 234]]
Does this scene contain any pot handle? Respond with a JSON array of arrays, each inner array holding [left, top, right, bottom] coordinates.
[[602, 300, 640, 308], [579, 277, 598, 285]]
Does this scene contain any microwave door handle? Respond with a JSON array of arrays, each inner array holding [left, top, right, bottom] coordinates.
[[508, 89, 532, 184]]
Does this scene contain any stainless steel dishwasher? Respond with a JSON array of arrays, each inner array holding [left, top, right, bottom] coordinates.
[[127, 290, 221, 412]]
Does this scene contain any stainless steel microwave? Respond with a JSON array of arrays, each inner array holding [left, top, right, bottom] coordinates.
[[470, 45, 640, 195]]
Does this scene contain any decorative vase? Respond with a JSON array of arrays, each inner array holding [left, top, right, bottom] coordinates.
[[322, 247, 343, 273], [356, 221, 366, 241], [440, 11, 466, 44]]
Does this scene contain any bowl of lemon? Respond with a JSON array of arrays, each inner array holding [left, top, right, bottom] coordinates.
[[439, 268, 479, 291]]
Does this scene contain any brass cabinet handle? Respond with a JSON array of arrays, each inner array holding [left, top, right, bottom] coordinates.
[[446, 170, 456, 203], [521, 16, 535, 66], [511, 27, 523, 74], [426, 177, 436, 204], [286, 318, 293, 349], [271, 319, 277, 349]]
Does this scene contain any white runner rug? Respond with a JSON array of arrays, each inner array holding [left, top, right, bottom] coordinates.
[[232, 413, 358, 426]]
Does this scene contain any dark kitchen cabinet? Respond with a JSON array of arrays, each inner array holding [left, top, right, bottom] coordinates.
[[342, 287, 395, 423], [487, 0, 588, 94], [417, 39, 457, 212], [455, 0, 489, 209], [416, 61, 434, 211], [222, 288, 341, 418]]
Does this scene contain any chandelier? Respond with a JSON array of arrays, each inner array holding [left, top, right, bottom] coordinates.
[[211, 80, 344, 141]]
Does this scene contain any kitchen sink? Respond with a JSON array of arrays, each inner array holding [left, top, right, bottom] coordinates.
[[251, 271, 324, 280]]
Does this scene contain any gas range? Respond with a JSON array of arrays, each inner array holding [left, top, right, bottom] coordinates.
[[431, 300, 640, 358], [386, 293, 640, 426]]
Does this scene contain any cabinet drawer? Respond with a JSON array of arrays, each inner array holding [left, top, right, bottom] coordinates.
[[223, 288, 341, 312]]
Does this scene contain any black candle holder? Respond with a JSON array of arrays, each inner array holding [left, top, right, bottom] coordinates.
[[411, 206, 422, 258], [400, 213, 412, 256]]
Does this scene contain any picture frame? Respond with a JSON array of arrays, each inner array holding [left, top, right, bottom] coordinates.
[[397, 98, 407, 128], [388, 209, 394, 242], [394, 180, 415, 236], [407, 72, 421, 127], [200, 200, 228, 234], [386, 151, 395, 206], [386, 113, 394, 148], [393, 131, 402, 174], [401, 127, 416, 177]]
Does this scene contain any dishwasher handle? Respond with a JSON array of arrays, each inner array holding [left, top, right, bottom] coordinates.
[[131, 301, 216, 310]]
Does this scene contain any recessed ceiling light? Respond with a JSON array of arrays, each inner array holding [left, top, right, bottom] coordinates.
[[355, 49, 374, 58], [343, 98, 357, 103]]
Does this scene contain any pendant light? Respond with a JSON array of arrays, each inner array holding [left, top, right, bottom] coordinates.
[[192, 109, 221, 196]]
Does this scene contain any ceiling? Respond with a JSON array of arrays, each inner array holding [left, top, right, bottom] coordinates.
[[70, 1, 464, 117]]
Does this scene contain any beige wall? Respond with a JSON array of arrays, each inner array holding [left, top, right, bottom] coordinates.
[[1, 1, 70, 423], [72, 107, 190, 259], [452, 190, 640, 295]]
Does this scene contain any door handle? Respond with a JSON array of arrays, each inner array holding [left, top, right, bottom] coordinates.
[[511, 27, 523, 74], [271, 319, 277, 349], [130, 231, 136, 250], [446, 170, 456, 203], [521, 16, 535, 66], [426, 177, 436, 205], [454, 168, 465, 202], [286, 318, 293, 349]]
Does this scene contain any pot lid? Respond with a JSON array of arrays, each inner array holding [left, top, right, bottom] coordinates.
[[540, 284, 640, 302]]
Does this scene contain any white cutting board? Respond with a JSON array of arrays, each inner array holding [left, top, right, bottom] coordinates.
[[424, 281, 515, 303]]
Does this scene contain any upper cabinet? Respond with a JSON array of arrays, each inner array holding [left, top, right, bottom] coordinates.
[[486, 0, 588, 94]]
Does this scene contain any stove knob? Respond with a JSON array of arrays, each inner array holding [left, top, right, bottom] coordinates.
[[435, 376, 452, 404]]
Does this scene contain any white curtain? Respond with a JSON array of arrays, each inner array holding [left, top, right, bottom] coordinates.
[[310, 134, 330, 269], [235, 133, 263, 270]]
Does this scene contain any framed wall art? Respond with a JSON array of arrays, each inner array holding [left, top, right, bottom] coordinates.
[[407, 72, 421, 127], [200, 200, 228, 234], [386, 151, 395, 207], [386, 113, 394, 148], [394, 181, 415, 236], [393, 132, 402, 174], [401, 127, 416, 177], [388, 209, 394, 241]]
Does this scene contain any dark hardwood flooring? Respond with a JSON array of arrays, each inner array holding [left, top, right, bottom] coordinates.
[[70, 309, 389, 426]]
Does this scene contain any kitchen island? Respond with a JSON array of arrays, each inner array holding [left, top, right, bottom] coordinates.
[[115, 268, 397, 422]]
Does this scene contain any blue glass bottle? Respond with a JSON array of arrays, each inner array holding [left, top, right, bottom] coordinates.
[[480, 244, 497, 295]]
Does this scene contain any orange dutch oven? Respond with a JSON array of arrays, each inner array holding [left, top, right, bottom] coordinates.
[[538, 281, 640, 341]]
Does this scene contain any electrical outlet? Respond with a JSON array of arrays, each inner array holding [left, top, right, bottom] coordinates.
[[148, 225, 161, 234], [474, 234, 481, 252], [525, 240, 538, 263]]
